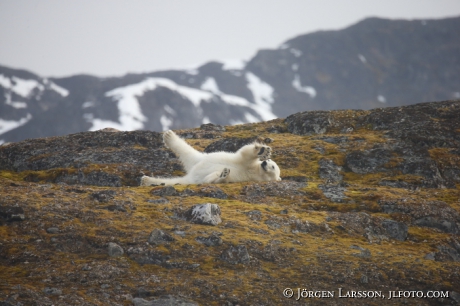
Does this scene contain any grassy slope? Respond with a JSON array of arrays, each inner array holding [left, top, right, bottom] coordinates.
[[0, 118, 459, 305]]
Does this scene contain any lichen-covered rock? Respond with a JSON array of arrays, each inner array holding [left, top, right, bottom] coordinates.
[[379, 199, 460, 234], [183, 203, 222, 226], [204, 136, 258, 153], [180, 186, 228, 199], [90, 190, 116, 202], [0, 130, 172, 186], [148, 229, 175, 245], [318, 184, 348, 203], [240, 181, 306, 203], [330, 212, 408, 242], [285, 111, 333, 135], [132, 295, 199, 306], [381, 219, 408, 241], [195, 234, 223, 247], [345, 148, 392, 174], [151, 186, 179, 197], [221, 244, 250, 264], [108, 242, 124, 257], [0, 206, 25, 222], [318, 158, 343, 183]]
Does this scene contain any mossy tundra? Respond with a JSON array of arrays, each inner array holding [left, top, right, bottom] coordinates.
[[0, 101, 459, 305]]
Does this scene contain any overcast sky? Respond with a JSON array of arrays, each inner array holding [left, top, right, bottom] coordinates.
[[1, 0, 459, 78]]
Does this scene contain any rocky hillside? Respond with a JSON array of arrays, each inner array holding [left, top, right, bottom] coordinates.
[[0, 100, 459, 305], [1, 16, 460, 143]]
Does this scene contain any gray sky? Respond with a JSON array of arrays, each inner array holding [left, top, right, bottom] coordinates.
[[1, 0, 459, 78]]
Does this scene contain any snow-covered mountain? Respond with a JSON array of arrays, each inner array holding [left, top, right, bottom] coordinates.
[[1, 16, 460, 143]]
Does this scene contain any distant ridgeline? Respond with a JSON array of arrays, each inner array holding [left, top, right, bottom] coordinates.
[[1, 16, 460, 143]]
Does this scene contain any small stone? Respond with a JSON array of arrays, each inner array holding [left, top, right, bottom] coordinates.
[[108, 242, 124, 257], [101, 284, 110, 289], [424, 253, 436, 260], [81, 264, 92, 271], [105, 205, 127, 212], [360, 275, 369, 284], [147, 198, 169, 204], [195, 234, 223, 247], [132, 296, 198, 306], [451, 291, 460, 304], [152, 186, 179, 197], [90, 190, 116, 202], [43, 287, 62, 295], [279, 209, 288, 215], [46, 227, 59, 234], [148, 229, 175, 245], [381, 219, 408, 241], [351, 245, 371, 258], [200, 123, 225, 132], [221, 244, 250, 264], [0, 206, 25, 222]]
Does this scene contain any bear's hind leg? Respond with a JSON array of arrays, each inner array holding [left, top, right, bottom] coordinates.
[[204, 168, 231, 184], [163, 130, 202, 172]]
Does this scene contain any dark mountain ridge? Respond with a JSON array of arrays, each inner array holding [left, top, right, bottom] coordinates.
[[1, 16, 459, 143]]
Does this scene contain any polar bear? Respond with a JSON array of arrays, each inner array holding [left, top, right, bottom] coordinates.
[[140, 130, 281, 186]]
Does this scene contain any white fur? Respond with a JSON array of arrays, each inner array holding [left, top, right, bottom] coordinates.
[[140, 130, 281, 186]]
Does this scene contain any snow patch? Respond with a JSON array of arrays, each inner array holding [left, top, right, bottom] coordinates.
[[88, 119, 125, 131], [4, 92, 27, 109], [93, 77, 216, 131], [290, 48, 303, 57], [104, 81, 149, 131], [201, 77, 222, 95], [0, 75, 69, 98], [160, 115, 173, 131], [83, 113, 94, 121], [377, 95, 386, 103], [279, 43, 290, 49], [220, 59, 246, 70], [358, 54, 367, 64], [292, 75, 316, 98], [0, 113, 32, 135], [186, 69, 199, 75], [11, 77, 43, 97], [49, 81, 69, 97], [244, 112, 260, 123], [219, 94, 251, 107], [245, 72, 277, 121], [230, 71, 242, 77], [164, 105, 176, 116], [229, 119, 244, 125], [0, 75, 12, 88], [82, 101, 95, 108]]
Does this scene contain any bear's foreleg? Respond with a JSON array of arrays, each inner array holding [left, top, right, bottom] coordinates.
[[237, 143, 272, 163]]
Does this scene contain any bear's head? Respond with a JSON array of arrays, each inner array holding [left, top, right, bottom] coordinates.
[[260, 159, 281, 181]]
